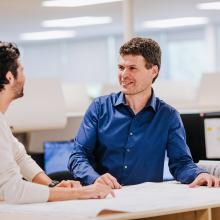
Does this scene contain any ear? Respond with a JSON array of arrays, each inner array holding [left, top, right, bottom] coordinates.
[[5, 71, 15, 85], [151, 65, 159, 79]]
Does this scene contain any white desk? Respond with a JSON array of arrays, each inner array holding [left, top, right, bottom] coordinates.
[[1, 182, 220, 220]]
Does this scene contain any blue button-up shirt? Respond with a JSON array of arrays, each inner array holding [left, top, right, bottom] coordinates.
[[68, 91, 204, 185]]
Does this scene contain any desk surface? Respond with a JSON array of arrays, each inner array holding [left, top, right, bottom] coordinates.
[[1, 181, 220, 220]]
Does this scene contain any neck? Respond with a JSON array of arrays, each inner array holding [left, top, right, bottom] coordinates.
[[125, 88, 152, 114], [0, 91, 12, 114]]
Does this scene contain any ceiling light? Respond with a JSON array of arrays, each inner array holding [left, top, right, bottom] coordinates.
[[42, 0, 122, 7], [20, 30, 76, 41], [42, 16, 112, 28], [143, 17, 208, 29], [197, 1, 220, 10]]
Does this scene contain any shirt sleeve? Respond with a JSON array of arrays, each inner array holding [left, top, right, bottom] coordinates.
[[0, 124, 49, 204], [166, 109, 206, 184], [68, 99, 100, 185], [12, 137, 44, 181]]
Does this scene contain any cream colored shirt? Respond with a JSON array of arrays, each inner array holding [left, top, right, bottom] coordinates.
[[0, 112, 49, 204]]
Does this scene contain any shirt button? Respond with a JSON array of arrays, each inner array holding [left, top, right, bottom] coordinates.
[[124, 165, 128, 169], [126, 149, 130, 152], [129, 132, 133, 136]]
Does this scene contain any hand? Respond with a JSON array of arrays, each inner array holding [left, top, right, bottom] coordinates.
[[79, 183, 115, 199], [56, 180, 82, 188], [189, 173, 220, 188], [94, 173, 122, 189]]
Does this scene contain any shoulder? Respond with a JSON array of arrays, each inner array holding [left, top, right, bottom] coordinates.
[[92, 92, 121, 111], [93, 92, 120, 105], [0, 115, 12, 139], [85, 92, 120, 117], [155, 97, 180, 119]]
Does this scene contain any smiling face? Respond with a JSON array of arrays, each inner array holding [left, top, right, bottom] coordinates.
[[118, 54, 158, 96]]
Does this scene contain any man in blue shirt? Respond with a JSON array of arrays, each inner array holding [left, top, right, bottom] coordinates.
[[68, 37, 219, 188]]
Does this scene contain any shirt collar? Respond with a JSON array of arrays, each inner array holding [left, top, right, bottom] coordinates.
[[147, 89, 157, 112], [114, 89, 157, 112], [114, 92, 126, 107]]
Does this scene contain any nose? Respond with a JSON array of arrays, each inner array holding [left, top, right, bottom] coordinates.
[[121, 68, 129, 78]]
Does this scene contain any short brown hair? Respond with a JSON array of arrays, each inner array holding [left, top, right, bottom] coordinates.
[[119, 37, 161, 83], [0, 41, 20, 92]]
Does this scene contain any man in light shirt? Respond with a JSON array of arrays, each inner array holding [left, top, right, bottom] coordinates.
[[0, 41, 113, 204]]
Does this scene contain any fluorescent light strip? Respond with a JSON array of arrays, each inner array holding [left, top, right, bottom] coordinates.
[[20, 30, 76, 41], [42, 16, 112, 28], [143, 17, 209, 29], [197, 1, 220, 10], [42, 0, 122, 7]]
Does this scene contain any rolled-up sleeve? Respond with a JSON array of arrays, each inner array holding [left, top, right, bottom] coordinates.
[[167, 109, 205, 184], [68, 99, 100, 185]]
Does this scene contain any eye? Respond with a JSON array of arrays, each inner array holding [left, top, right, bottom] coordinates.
[[129, 66, 137, 71], [118, 65, 124, 71]]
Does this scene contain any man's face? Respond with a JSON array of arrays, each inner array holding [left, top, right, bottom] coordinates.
[[118, 55, 158, 96], [11, 60, 25, 99]]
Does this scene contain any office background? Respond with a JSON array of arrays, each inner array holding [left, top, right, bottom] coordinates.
[[1, 0, 220, 176], [1, 0, 220, 85]]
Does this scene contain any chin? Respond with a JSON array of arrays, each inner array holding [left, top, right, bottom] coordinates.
[[121, 88, 134, 95], [15, 90, 24, 99]]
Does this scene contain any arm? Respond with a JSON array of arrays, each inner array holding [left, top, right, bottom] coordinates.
[[48, 183, 114, 201], [32, 172, 82, 188], [0, 125, 113, 204], [0, 127, 50, 204], [68, 100, 101, 185], [13, 138, 50, 184], [166, 110, 205, 184], [13, 139, 81, 187], [32, 171, 52, 185]]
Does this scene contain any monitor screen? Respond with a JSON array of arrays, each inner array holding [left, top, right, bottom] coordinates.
[[204, 113, 220, 159], [44, 140, 73, 174], [180, 113, 206, 162], [181, 112, 220, 161]]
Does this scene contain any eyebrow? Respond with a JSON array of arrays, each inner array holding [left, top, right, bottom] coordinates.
[[118, 64, 137, 67]]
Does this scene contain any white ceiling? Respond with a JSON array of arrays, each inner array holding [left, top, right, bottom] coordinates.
[[0, 0, 220, 42]]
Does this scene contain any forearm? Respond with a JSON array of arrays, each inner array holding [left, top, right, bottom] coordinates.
[[48, 187, 79, 201], [48, 183, 113, 201], [171, 158, 205, 184], [32, 171, 52, 186], [68, 159, 100, 185], [68, 148, 100, 185]]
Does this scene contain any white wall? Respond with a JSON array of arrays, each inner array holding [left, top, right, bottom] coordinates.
[[17, 25, 220, 88], [20, 38, 110, 83]]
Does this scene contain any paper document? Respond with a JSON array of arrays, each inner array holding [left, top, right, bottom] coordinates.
[[1, 182, 220, 219]]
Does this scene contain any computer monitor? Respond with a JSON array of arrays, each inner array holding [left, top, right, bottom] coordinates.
[[203, 112, 220, 159], [180, 113, 206, 162], [181, 112, 220, 162], [44, 140, 73, 175]]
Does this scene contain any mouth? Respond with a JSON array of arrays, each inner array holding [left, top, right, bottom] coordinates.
[[121, 81, 134, 87]]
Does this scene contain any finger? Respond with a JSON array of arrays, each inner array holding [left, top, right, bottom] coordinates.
[[71, 181, 82, 188], [95, 178, 106, 185], [110, 190, 115, 198], [207, 177, 213, 187], [106, 174, 121, 189], [63, 181, 72, 188], [214, 178, 220, 187], [189, 179, 199, 188], [102, 176, 115, 188]]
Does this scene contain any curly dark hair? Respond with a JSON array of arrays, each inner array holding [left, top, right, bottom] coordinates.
[[119, 37, 161, 83], [0, 41, 20, 92]]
